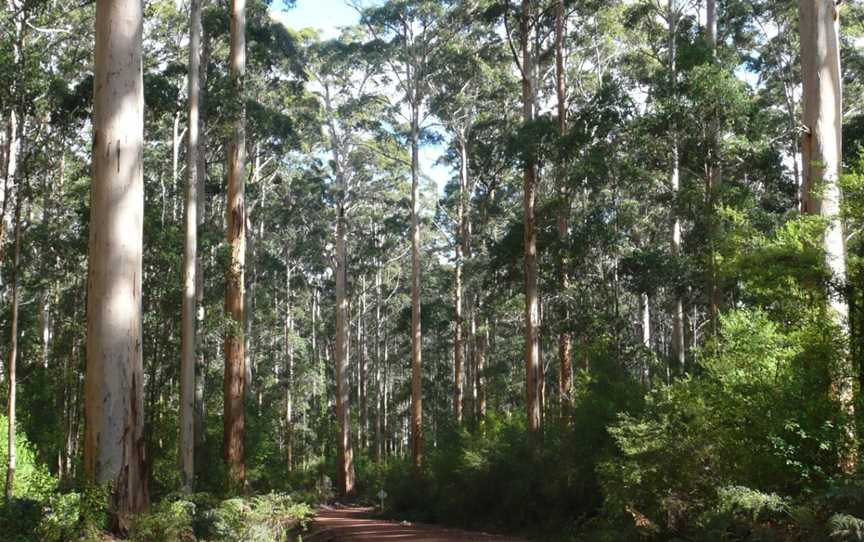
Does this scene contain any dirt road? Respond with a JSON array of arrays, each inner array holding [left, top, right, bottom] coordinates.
[[306, 506, 526, 541]]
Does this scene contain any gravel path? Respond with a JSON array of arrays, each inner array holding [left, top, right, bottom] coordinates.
[[306, 506, 526, 541]]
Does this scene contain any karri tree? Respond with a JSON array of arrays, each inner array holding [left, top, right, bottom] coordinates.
[[224, 0, 247, 491], [84, 0, 149, 531], [798, 0, 857, 474]]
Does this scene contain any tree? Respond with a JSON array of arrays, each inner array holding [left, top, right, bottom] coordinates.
[[4, 184, 21, 499], [180, 0, 202, 493], [798, 0, 857, 474], [84, 0, 148, 531], [554, 0, 572, 402], [359, 0, 449, 467], [518, 0, 542, 433], [224, 0, 247, 492]]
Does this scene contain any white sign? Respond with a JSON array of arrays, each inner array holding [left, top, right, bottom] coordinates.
[[377, 489, 387, 509]]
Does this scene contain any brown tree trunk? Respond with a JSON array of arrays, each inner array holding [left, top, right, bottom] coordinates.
[[668, 0, 686, 374], [521, 0, 542, 433], [555, 0, 573, 403], [180, 0, 202, 493], [410, 110, 423, 467], [799, 0, 857, 474], [335, 205, 355, 495], [453, 138, 467, 424], [223, 0, 247, 492], [85, 0, 148, 530]]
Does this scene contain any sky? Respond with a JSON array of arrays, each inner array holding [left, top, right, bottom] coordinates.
[[269, 0, 359, 40], [268, 0, 453, 196]]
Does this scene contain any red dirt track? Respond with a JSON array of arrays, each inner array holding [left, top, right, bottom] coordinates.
[[307, 506, 526, 541]]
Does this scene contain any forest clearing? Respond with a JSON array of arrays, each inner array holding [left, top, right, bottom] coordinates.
[[2, 0, 864, 540]]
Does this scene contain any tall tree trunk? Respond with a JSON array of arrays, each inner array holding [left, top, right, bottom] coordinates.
[[284, 259, 294, 472], [375, 259, 383, 462], [5, 190, 21, 499], [180, 0, 202, 493], [85, 0, 148, 530], [453, 138, 466, 424], [410, 107, 423, 467], [223, 0, 247, 492], [194, 4, 210, 467], [0, 110, 17, 271], [641, 293, 651, 384], [799, 0, 857, 474], [668, 0, 686, 374], [335, 205, 355, 495], [521, 0, 542, 433], [476, 317, 487, 420], [555, 0, 573, 403], [360, 277, 369, 450], [705, 0, 721, 335]]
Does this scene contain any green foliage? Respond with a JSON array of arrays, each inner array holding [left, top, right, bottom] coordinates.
[[829, 514, 864, 541], [194, 493, 313, 542], [356, 351, 642, 536], [128, 493, 315, 542], [0, 414, 56, 501], [129, 498, 196, 542], [600, 309, 851, 539], [36, 490, 107, 542]]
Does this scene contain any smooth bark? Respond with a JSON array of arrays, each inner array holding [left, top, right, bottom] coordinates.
[[5, 191, 21, 499], [223, 0, 247, 492], [85, 0, 148, 530], [799, 0, 857, 473], [180, 0, 202, 493], [521, 0, 542, 433]]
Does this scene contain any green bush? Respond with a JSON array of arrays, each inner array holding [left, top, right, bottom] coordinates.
[[599, 309, 851, 539], [0, 414, 57, 501], [129, 498, 196, 542], [36, 489, 107, 542], [195, 493, 313, 542], [358, 347, 643, 536]]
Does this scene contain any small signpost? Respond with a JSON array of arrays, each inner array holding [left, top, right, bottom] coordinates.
[[377, 488, 388, 510]]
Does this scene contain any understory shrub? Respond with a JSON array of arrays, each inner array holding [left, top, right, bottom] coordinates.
[[600, 309, 856, 540], [130, 492, 314, 542], [358, 348, 643, 536]]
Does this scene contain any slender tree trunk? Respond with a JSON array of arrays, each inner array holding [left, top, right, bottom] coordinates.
[[521, 0, 542, 433], [223, 0, 246, 492], [641, 292, 651, 384], [668, 0, 686, 374], [453, 139, 466, 424], [335, 205, 355, 495], [799, 0, 857, 474], [555, 0, 573, 403], [410, 108, 423, 467], [0, 110, 17, 269], [476, 318, 487, 420], [5, 191, 21, 499], [179, 0, 202, 493], [85, 0, 148, 530], [705, 0, 721, 335], [284, 260, 294, 472], [375, 261, 383, 462], [193, 17, 209, 469]]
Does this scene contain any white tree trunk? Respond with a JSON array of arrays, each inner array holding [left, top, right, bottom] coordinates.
[[799, 0, 857, 474], [84, 0, 148, 530]]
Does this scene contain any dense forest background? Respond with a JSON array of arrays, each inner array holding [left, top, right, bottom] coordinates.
[[3, 0, 864, 540]]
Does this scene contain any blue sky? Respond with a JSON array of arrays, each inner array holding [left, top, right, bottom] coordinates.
[[269, 0, 360, 39]]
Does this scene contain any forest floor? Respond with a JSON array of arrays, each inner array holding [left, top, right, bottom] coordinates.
[[306, 505, 527, 541]]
